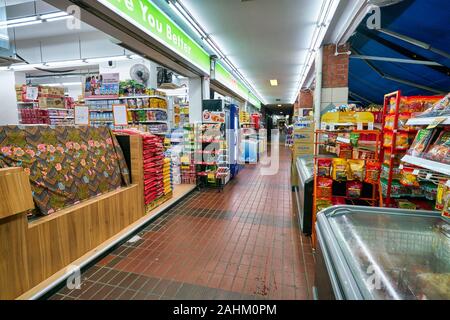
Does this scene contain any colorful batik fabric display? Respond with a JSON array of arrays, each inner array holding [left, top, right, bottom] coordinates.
[[0, 125, 130, 215]]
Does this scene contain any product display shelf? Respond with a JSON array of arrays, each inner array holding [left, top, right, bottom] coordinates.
[[407, 116, 450, 126], [84, 95, 167, 101], [312, 129, 381, 248], [401, 155, 450, 177]]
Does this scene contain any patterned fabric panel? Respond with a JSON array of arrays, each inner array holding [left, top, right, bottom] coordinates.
[[0, 125, 130, 215]]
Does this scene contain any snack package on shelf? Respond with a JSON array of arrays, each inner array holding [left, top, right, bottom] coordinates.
[[421, 182, 437, 201], [399, 167, 420, 187], [346, 181, 363, 198], [337, 143, 353, 159], [423, 130, 450, 164], [316, 199, 333, 213], [383, 131, 410, 150], [332, 158, 347, 181], [407, 129, 437, 157], [389, 96, 442, 114], [381, 179, 411, 198], [347, 160, 365, 181], [417, 93, 450, 117], [435, 181, 448, 211], [384, 113, 414, 131], [317, 177, 333, 199], [397, 199, 417, 210], [365, 161, 381, 184], [383, 150, 406, 166], [317, 159, 332, 177]]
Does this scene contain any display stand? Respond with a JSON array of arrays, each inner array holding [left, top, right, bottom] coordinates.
[[312, 129, 381, 247]]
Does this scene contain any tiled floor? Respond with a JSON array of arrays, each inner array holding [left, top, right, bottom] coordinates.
[[50, 145, 315, 300]]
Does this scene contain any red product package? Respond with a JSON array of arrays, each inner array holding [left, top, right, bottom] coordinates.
[[317, 177, 333, 199], [317, 159, 332, 177], [365, 161, 381, 184], [346, 181, 363, 198]]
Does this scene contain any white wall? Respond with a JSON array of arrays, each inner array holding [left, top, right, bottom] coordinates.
[[0, 71, 19, 125], [99, 58, 158, 88]]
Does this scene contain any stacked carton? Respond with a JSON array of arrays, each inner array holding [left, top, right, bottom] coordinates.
[[292, 116, 315, 158]]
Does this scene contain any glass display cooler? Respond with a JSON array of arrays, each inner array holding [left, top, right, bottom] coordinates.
[[293, 156, 314, 235], [314, 205, 449, 300]]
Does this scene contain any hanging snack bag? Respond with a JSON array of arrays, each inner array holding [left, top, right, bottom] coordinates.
[[317, 158, 332, 177], [346, 181, 363, 198], [365, 160, 381, 184], [317, 177, 333, 199], [332, 158, 347, 181], [347, 160, 365, 181], [435, 181, 448, 211], [407, 129, 436, 157], [350, 132, 360, 147], [400, 167, 420, 187], [316, 199, 332, 212], [442, 183, 450, 218]]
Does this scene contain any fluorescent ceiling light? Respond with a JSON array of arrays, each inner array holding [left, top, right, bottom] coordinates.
[[270, 80, 278, 86], [62, 82, 82, 86], [11, 63, 44, 71], [0, 16, 37, 27], [278, 104, 282, 107], [84, 55, 134, 63], [2, 19, 43, 29], [45, 59, 86, 68], [168, 1, 207, 39], [40, 12, 68, 20], [46, 16, 72, 22]]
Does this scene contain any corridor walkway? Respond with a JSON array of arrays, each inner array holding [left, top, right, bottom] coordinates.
[[50, 146, 314, 300]]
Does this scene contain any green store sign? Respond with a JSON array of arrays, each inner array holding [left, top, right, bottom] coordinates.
[[98, 0, 210, 73], [215, 62, 261, 109], [98, 0, 261, 108]]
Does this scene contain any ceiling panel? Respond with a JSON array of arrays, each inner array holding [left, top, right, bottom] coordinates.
[[180, 0, 324, 104]]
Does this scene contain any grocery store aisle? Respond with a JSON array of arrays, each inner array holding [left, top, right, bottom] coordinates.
[[50, 146, 314, 300]]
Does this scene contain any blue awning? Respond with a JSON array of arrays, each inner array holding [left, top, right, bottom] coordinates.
[[349, 0, 450, 105]]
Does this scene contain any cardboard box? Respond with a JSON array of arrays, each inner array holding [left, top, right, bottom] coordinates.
[[293, 131, 314, 143], [293, 143, 314, 157]]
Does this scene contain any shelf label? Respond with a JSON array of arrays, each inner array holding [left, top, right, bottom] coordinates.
[[427, 117, 446, 129], [74, 106, 90, 125], [357, 122, 363, 130], [336, 137, 351, 144], [368, 122, 374, 130], [425, 173, 433, 180], [412, 169, 420, 176], [25, 86, 39, 101], [113, 104, 128, 126]]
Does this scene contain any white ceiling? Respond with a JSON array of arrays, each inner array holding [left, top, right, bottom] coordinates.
[[180, 0, 325, 105]]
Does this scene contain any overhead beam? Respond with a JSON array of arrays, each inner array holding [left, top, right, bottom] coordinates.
[[351, 55, 443, 66], [351, 47, 446, 95], [358, 29, 450, 76], [377, 28, 450, 60]]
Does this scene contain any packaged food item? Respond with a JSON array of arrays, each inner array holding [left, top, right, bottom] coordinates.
[[442, 184, 450, 218], [350, 133, 360, 147], [397, 199, 417, 210], [384, 131, 409, 149], [332, 158, 347, 181], [347, 160, 365, 181], [384, 113, 412, 131], [407, 129, 436, 157], [381, 179, 408, 198], [421, 182, 438, 201], [400, 167, 420, 187], [435, 181, 448, 211], [317, 159, 332, 177], [346, 181, 363, 198], [419, 93, 450, 117], [424, 130, 450, 164], [383, 150, 406, 166], [365, 161, 381, 184], [338, 144, 353, 159], [317, 177, 333, 199]]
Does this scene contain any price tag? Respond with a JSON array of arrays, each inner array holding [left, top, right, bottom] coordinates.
[[412, 169, 420, 176], [427, 117, 446, 129], [336, 137, 351, 144], [74, 106, 89, 125], [25, 86, 39, 101], [113, 104, 128, 126], [357, 122, 363, 130], [399, 164, 404, 169], [425, 173, 433, 180]]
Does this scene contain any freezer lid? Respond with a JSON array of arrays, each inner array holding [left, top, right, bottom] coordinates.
[[296, 156, 314, 184], [316, 205, 450, 300]]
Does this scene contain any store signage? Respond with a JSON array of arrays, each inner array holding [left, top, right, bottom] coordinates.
[[25, 86, 39, 101], [85, 73, 120, 98], [113, 104, 129, 126], [74, 106, 90, 125], [203, 110, 225, 123], [215, 62, 261, 109], [98, 0, 210, 73]]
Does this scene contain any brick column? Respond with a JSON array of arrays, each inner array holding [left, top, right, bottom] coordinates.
[[294, 90, 314, 117], [320, 43, 349, 113]]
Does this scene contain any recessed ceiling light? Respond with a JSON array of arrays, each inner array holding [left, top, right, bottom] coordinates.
[[278, 104, 282, 107], [270, 79, 278, 86]]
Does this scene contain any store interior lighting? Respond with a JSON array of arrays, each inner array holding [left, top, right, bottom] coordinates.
[[0, 11, 74, 29], [0, 54, 142, 72], [167, 0, 266, 105], [290, 0, 341, 103]]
